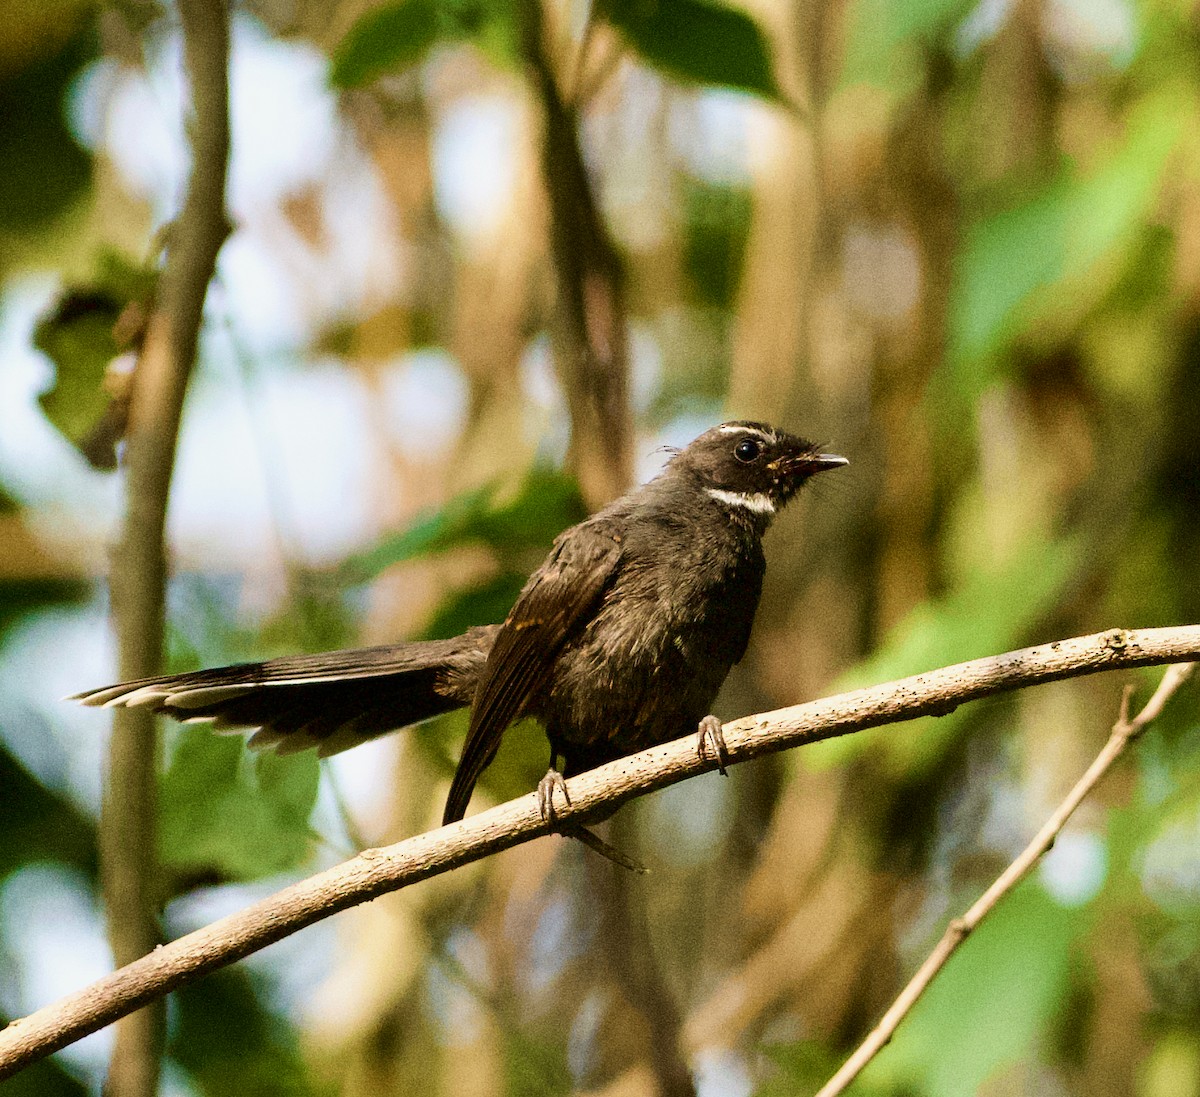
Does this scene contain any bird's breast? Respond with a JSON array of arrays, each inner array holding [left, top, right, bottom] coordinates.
[[564, 523, 768, 681]]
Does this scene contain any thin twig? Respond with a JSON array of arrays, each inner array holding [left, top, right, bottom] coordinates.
[[2, 626, 1199, 1080], [100, 2, 230, 1094], [814, 661, 1196, 1097]]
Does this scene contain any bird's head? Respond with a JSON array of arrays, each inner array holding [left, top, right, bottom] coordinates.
[[671, 421, 848, 520]]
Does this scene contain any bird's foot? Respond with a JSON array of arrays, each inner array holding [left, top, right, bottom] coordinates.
[[536, 767, 570, 826], [696, 713, 729, 775], [535, 767, 647, 873]]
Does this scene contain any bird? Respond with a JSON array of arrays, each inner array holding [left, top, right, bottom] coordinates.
[[71, 422, 847, 830]]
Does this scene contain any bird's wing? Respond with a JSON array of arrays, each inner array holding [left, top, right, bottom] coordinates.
[[442, 520, 623, 823]]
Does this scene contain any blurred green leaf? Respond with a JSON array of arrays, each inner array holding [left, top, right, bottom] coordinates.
[[846, 534, 1082, 688], [330, 0, 441, 87], [470, 467, 587, 555], [1136, 704, 1200, 812], [329, 0, 517, 87], [502, 1025, 574, 1097], [1140, 1033, 1200, 1097], [1067, 92, 1186, 274], [807, 533, 1082, 773], [0, 26, 94, 234], [683, 180, 752, 309], [602, 0, 784, 101], [34, 295, 125, 462], [33, 250, 156, 469], [412, 708, 466, 778], [760, 887, 1087, 1096], [757, 1040, 871, 1096], [0, 1025, 88, 1097], [411, 707, 548, 808], [948, 91, 1186, 383], [842, 0, 973, 87], [0, 744, 96, 879], [160, 728, 319, 882], [475, 716, 554, 807], [343, 466, 585, 582], [171, 966, 328, 1097], [447, 0, 521, 68], [344, 481, 497, 579], [256, 750, 322, 837], [860, 882, 1084, 1096], [948, 180, 1070, 379], [420, 571, 526, 640], [1132, 765, 1200, 919], [0, 577, 90, 641], [165, 575, 357, 676]]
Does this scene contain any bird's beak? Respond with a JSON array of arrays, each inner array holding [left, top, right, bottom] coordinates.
[[776, 451, 848, 474]]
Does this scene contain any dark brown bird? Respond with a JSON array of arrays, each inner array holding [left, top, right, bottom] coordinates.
[[72, 422, 847, 826]]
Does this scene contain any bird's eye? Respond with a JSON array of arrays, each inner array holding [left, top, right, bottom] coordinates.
[[734, 438, 762, 463]]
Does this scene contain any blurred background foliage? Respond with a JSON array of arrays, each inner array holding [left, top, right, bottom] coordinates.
[[2, 0, 1200, 1093]]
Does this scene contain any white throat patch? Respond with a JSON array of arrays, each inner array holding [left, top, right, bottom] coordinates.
[[706, 488, 776, 515]]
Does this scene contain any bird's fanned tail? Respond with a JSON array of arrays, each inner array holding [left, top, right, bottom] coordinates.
[[70, 625, 499, 758]]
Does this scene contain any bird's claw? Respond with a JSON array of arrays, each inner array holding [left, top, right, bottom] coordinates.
[[696, 713, 729, 776], [535, 768, 646, 872], [536, 768, 570, 826]]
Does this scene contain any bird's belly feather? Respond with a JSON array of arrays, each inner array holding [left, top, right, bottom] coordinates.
[[535, 549, 762, 766]]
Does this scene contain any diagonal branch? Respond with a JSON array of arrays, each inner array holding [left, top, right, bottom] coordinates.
[[100, 1, 230, 1094], [814, 660, 1196, 1097], [2, 625, 1198, 1080]]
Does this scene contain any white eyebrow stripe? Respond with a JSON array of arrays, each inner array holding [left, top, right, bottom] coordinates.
[[706, 488, 776, 515], [717, 424, 775, 442]]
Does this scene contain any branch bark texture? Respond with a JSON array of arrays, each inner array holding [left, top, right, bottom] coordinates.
[[3, 625, 1197, 1080], [100, 2, 230, 1094]]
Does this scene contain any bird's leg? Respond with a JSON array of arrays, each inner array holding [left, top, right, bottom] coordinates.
[[536, 767, 571, 826], [696, 713, 729, 775], [536, 745, 570, 825], [537, 746, 646, 873]]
